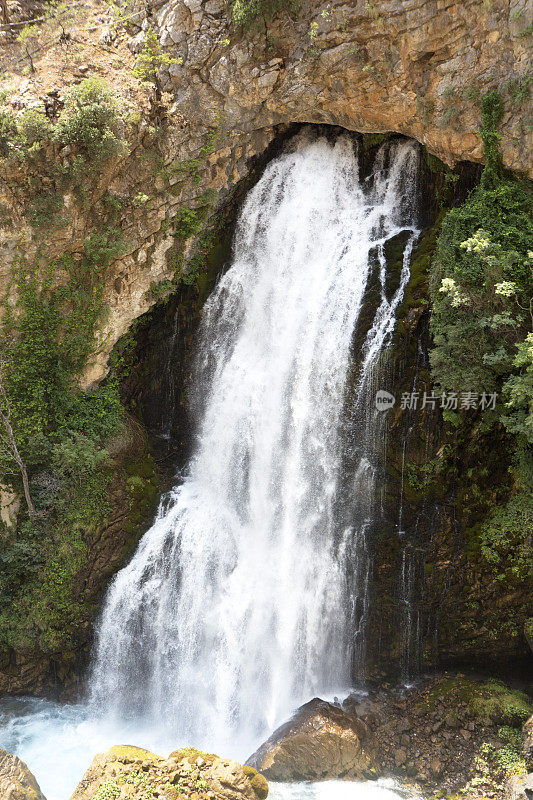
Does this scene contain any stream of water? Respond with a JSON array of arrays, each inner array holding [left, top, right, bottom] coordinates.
[[0, 130, 420, 799]]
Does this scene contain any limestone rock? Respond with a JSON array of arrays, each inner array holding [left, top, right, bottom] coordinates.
[[0, 749, 46, 800], [507, 772, 533, 800], [246, 698, 376, 781], [70, 745, 268, 800]]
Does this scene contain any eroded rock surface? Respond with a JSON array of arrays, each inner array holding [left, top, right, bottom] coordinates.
[[0, 0, 531, 386], [70, 745, 268, 800], [0, 749, 46, 800], [154, 0, 532, 177], [247, 698, 376, 780]]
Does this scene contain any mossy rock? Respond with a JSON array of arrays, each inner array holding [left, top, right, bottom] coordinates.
[[108, 745, 161, 762], [249, 772, 269, 799], [421, 677, 533, 725], [168, 747, 219, 763]]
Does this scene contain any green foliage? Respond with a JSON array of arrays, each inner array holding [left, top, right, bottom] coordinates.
[[479, 89, 504, 188], [146, 278, 177, 299], [472, 727, 526, 791], [1, 238, 124, 467], [405, 458, 440, 494], [479, 456, 533, 581], [430, 180, 532, 398], [517, 23, 533, 37], [501, 333, 533, 443], [55, 78, 124, 167], [94, 779, 120, 800], [15, 109, 53, 157], [132, 26, 179, 88], [0, 109, 17, 157], [29, 190, 64, 228], [232, 0, 294, 30], [17, 25, 40, 72], [423, 677, 533, 726], [428, 97, 533, 585], [0, 235, 128, 651], [173, 207, 204, 239]]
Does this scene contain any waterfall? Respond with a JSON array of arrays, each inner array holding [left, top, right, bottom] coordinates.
[[89, 130, 420, 758]]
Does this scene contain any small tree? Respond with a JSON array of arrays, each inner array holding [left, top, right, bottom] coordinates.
[[132, 26, 179, 100], [0, 359, 35, 517], [17, 24, 40, 73]]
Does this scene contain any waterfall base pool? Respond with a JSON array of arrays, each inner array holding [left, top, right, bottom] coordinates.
[[0, 697, 418, 800]]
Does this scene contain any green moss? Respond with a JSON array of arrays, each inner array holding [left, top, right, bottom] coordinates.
[[168, 747, 219, 763], [109, 745, 162, 761], [243, 766, 258, 777], [400, 214, 443, 318], [250, 772, 269, 799], [361, 132, 393, 152], [421, 677, 533, 725]]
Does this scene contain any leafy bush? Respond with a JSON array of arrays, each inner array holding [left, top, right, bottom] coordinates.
[[429, 181, 533, 395], [429, 90, 533, 586], [0, 109, 17, 156], [16, 108, 53, 150], [174, 207, 203, 239], [30, 190, 64, 228], [502, 333, 533, 443], [0, 241, 128, 651], [55, 78, 124, 166], [479, 456, 533, 581]]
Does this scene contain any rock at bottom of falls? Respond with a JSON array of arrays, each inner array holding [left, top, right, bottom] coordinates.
[[70, 746, 269, 800], [0, 747, 47, 800], [246, 698, 377, 782]]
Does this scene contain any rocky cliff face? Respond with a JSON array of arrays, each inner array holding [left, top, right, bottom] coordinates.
[[0, 0, 531, 385], [154, 0, 532, 175]]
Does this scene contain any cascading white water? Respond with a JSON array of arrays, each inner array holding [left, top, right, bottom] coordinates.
[[89, 130, 420, 758]]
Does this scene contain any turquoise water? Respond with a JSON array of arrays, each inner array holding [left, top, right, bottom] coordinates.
[[0, 697, 417, 800]]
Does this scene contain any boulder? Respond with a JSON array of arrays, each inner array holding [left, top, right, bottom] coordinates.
[[507, 773, 533, 800], [246, 698, 376, 781], [70, 745, 268, 800], [524, 715, 533, 771], [0, 749, 46, 800]]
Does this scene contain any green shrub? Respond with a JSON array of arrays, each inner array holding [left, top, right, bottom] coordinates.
[[174, 207, 203, 239], [16, 108, 53, 150], [30, 190, 64, 228], [0, 241, 127, 652], [501, 333, 533, 444], [0, 109, 17, 156], [55, 78, 124, 166], [479, 457, 533, 581], [429, 181, 533, 396]]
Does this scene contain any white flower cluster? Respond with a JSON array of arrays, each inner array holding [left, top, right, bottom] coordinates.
[[460, 229, 491, 253], [439, 277, 468, 307]]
